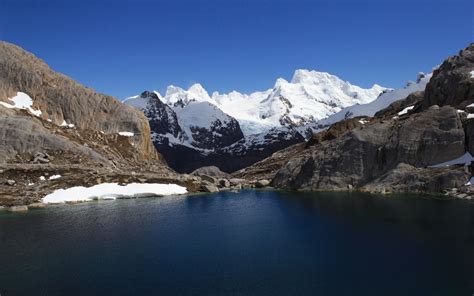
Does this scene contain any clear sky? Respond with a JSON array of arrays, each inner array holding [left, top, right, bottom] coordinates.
[[1, 0, 472, 99]]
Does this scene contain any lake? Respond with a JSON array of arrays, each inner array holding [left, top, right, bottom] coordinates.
[[0, 190, 473, 295]]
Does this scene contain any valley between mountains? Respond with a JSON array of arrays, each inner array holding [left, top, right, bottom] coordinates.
[[0, 41, 473, 208]]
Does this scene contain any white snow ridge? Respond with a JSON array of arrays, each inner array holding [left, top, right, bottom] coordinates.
[[42, 183, 188, 204]]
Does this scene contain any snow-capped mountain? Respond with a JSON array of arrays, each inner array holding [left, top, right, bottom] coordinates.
[[152, 69, 386, 136], [212, 70, 386, 135], [124, 91, 244, 151], [124, 68, 434, 173]]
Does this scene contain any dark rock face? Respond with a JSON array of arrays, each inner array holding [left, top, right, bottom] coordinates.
[[306, 117, 367, 147], [422, 43, 474, 110], [272, 106, 466, 191], [188, 116, 243, 150], [362, 163, 470, 193], [141, 91, 184, 139], [465, 119, 474, 155], [375, 91, 425, 118]]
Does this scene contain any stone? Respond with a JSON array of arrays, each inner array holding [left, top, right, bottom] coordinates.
[[200, 183, 219, 193], [219, 179, 230, 188], [8, 205, 28, 212], [28, 203, 46, 209], [191, 166, 229, 177], [6, 179, 15, 186], [255, 179, 270, 188], [229, 178, 246, 186], [200, 175, 217, 184]]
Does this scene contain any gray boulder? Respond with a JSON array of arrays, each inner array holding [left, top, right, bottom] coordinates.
[[191, 166, 229, 177], [255, 179, 270, 188], [200, 183, 219, 193]]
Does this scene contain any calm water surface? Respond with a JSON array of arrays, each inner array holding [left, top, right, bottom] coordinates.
[[0, 190, 473, 295]]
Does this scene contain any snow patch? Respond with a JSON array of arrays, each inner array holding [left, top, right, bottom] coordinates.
[[466, 177, 474, 186], [429, 152, 473, 168], [0, 92, 42, 117], [42, 183, 188, 204], [60, 121, 75, 128], [470, 70, 474, 78], [48, 175, 61, 180], [119, 132, 134, 137], [398, 105, 415, 116], [467, 113, 474, 119]]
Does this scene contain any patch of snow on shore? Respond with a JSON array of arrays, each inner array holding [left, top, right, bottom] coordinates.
[[49, 175, 61, 180], [470, 70, 474, 78], [429, 152, 473, 168], [0, 92, 42, 117], [42, 183, 187, 204]]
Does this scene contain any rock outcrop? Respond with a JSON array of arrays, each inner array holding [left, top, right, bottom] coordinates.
[[421, 44, 474, 110], [272, 106, 467, 190], [0, 41, 158, 162], [238, 43, 474, 195]]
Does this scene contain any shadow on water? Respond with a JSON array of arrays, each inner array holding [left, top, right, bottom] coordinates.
[[0, 190, 473, 296]]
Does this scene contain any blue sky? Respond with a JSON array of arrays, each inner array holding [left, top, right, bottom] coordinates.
[[1, 0, 472, 99]]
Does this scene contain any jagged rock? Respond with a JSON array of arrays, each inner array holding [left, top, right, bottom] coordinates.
[[5, 179, 15, 186], [422, 44, 474, 110], [8, 205, 28, 212], [255, 179, 270, 188]]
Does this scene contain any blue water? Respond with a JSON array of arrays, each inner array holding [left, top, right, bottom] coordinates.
[[0, 190, 473, 295]]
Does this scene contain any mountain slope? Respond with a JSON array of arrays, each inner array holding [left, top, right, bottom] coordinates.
[[0, 41, 158, 162], [236, 44, 474, 194]]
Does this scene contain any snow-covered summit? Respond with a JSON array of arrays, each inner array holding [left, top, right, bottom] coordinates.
[[210, 69, 386, 135], [164, 83, 212, 106]]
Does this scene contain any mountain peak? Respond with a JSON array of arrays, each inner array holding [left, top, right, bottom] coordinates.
[[290, 69, 338, 85]]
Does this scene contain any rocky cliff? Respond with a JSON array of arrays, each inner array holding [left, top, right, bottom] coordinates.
[[0, 41, 158, 162]]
